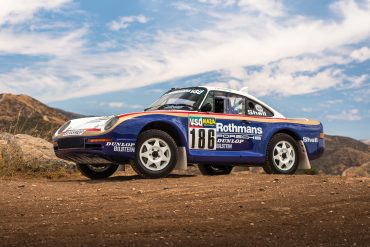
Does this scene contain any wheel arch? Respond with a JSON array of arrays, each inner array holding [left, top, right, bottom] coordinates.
[[138, 120, 188, 171], [268, 128, 311, 170], [271, 128, 301, 141], [139, 121, 187, 147]]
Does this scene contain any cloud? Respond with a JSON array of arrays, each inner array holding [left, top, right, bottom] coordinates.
[[109, 15, 149, 31], [0, 0, 84, 57], [100, 102, 143, 109], [0, 0, 71, 25], [173, 2, 199, 13], [0, 27, 86, 56], [326, 109, 362, 121], [350, 46, 370, 62], [197, 0, 236, 7], [238, 0, 285, 17], [1, 0, 370, 102]]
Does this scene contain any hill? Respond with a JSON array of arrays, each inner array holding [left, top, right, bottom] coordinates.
[[312, 135, 370, 175], [361, 139, 370, 145], [0, 93, 84, 139]]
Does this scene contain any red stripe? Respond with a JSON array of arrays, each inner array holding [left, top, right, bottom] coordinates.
[[84, 128, 101, 132], [118, 110, 289, 120]]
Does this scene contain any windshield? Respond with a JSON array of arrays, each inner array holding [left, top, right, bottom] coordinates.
[[145, 87, 207, 111]]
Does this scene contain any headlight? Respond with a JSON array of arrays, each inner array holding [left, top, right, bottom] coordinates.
[[57, 120, 71, 135], [104, 116, 119, 131]]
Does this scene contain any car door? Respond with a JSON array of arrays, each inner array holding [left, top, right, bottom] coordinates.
[[209, 91, 261, 152], [188, 90, 264, 164]]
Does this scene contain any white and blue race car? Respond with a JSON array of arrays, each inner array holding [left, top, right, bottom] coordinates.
[[53, 86, 325, 179]]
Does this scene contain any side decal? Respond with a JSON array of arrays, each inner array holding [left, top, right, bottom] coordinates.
[[105, 141, 135, 152], [188, 116, 217, 150]]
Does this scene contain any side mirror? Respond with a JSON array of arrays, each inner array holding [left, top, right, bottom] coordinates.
[[200, 103, 212, 112]]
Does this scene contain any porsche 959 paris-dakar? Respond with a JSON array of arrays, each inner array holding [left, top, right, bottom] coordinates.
[[53, 86, 325, 179]]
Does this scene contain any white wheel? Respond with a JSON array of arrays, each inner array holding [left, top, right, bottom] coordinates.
[[272, 140, 296, 171], [133, 130, 178, 178], [139, 138, 171, 171]]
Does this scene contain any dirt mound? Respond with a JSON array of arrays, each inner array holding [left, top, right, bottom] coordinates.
[[0, 93, 83, 139], [342, 162, 370, 177], [0, 133, 75, 177], [312, 135, 370, 175]]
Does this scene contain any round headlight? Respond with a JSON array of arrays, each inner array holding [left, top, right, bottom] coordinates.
[[104, 116, 119, 131], [57, 120, 71, 135]]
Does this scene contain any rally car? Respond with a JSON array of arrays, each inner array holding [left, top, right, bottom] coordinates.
[[53, 86, 325, 179]]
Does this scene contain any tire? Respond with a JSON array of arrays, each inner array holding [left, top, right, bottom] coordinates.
[[132, 130, 178, 178], [263, 133, 299, 174], [77, 164, 119, 179], [198, 164, 233, 176]]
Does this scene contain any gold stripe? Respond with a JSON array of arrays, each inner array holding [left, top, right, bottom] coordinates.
[[56, 111, 320, 138]]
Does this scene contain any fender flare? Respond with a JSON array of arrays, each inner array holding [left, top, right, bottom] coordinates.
[[268, 128, 311, 170], [139, 120, 188, 171]]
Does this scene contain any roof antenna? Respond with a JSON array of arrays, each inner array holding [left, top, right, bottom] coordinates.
[[240, 87, 249, 93]]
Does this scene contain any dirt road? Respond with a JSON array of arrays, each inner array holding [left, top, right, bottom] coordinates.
[[1, 172, 369, 247]]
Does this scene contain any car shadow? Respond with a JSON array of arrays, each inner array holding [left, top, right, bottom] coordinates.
[[56, 173, 197, 184]]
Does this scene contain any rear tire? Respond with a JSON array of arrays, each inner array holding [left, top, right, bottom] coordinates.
[[132, 130, 178, 178], [198, 164, 233, 176], [77, 164, 118, 179], [263, 133, 299, 174]]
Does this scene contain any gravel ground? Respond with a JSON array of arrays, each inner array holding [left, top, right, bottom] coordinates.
[[1, 172, 369, 247]]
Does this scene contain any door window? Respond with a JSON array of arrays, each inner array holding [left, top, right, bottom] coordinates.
[[202, 91, 246, 115]]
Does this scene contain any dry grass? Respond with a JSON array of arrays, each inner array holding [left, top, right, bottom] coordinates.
[[1, 109, 58, 141]]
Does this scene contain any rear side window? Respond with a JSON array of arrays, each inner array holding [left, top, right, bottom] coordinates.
[[246, 99, 274, 117]]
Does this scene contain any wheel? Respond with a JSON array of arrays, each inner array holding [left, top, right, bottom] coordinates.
[[77, 164, 119, 179], [132, 130, 178, 178], [263, 133, 299, 174], [198, 164, 233, 176]]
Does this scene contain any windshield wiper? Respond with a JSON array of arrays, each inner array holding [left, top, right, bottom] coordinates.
[[157, 104, 194, 110], [144, 106, 154, 111]]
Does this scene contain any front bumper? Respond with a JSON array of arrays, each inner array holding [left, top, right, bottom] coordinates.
[[54, 136, 134, 164]]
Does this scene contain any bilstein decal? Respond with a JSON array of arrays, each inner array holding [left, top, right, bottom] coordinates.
[[106, 142, 135, 152]]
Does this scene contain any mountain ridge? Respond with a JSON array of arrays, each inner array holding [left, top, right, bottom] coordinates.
[[0, 93, 84, 139]]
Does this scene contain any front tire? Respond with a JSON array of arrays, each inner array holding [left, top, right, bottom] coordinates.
[[263, 133, 299, 174], [198, 164, 233, 176], [132, 130, 178, 178], [77, 164, 119, 179]]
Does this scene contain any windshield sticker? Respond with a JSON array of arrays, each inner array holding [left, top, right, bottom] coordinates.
[[168, 89, 205, 95]]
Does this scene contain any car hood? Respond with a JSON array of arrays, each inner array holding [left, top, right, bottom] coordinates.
[[56, 116, 114, 137]]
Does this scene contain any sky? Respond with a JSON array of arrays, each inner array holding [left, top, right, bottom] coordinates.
[[0, 0, 369, 139]]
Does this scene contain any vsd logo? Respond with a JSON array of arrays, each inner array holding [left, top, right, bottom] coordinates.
[[189, 116, 216, 128]]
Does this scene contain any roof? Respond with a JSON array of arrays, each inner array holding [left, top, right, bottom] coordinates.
[[199, 86, 285, 118]]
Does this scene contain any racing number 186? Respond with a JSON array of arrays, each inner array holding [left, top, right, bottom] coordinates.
[[189, 128, 215, 150]]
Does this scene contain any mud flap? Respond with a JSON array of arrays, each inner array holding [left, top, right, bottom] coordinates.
[[174, 147, 187, 171], [298, 140, 311, 169]]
